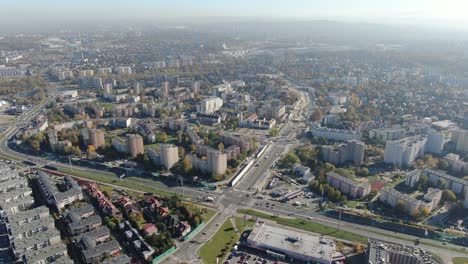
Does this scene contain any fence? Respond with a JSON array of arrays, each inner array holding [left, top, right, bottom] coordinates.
[[152, 246, 177, 264], [183, 222, 205, 241]]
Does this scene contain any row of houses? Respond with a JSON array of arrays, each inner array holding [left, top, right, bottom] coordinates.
[[0, 165, 73, 263]]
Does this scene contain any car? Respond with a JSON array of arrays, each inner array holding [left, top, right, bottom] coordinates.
[[216, 223, 220, 226], [442, 242, 448, 245], [202, 232, 207, 235]]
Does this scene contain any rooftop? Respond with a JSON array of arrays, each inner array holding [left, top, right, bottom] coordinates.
[[247, 223, 337, 262]]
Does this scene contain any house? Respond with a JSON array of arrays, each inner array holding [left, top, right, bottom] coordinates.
[[175, 221, 191, 237], [165, 214, 180, 228], [117, 196, 140, 216], [157, 207, 170, 218], [145, 196, 161, 209], [87, 183, 122, 219], [142, 223, 158, 236]]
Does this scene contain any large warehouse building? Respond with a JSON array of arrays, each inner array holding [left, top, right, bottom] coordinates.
[[245, 223, 345, 264]]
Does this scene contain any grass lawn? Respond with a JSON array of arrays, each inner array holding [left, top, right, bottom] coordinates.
[[238, 209, 368, 244], [199, 218, 239, 264], [345, 200, 360, 208], [234, 217, 256, 233], [453, 257, 468, 264], [58, 167, 176, 197]]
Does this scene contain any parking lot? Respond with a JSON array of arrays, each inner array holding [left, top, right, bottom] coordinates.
[[224, 246, 299, 264]]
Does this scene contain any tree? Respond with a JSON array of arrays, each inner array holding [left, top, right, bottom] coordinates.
[[324, 162, 336, 173], [310, 108, 322, 122], [177, 131, 184, 144], [437, 178, 448, 190], [107, 221, 116, 230], [280, 151, 300, 167], [29, 139, 41, 152], [180, 157, 192, 175], [87, 145, 96, 158], [418, 207, 430, 218], [438, 159, 449, 170], [269, 126, 279, 137], [441, 190, 456, 203], [415, 174, 429, 191], [395, 201, 406, 215], [218, 143, 224, 151], [155, 131, 168, 143], [354, 242, 365, 253]]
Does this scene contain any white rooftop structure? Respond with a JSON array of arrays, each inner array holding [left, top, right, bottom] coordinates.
[[246, 223, 343, 264]]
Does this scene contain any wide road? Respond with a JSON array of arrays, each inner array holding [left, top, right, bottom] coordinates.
[[234, 144, 286, 192]]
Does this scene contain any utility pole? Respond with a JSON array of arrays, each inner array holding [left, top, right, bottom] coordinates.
[[338, 209, 342, 231], [68, 155, 73, 171]]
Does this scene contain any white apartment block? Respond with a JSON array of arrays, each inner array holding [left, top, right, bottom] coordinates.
[[445, 153, 468, 175], [115, 66, 132, 75], [198, 97, 223, 114], [452, 129, 468, 153], [310, 124, 362, 142], [426, 131, 445, 154], [384, 135, 427, 167], [188, 150, 227, 176], [322, 140, 365, 165]]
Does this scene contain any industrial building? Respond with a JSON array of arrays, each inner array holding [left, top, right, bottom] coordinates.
[[245, 223, 344, 264]]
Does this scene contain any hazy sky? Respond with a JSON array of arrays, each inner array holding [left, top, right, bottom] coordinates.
[[2, 0, 468, 29]]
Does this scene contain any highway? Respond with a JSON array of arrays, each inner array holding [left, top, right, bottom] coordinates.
[[234, 144, 286, 192]]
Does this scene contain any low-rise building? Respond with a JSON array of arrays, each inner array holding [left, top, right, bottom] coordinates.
[[245, 223, 344, 264]]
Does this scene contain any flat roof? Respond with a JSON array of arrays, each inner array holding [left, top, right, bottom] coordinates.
[[247, 223, 336, 262], [23, 242, 72, 264], [100, 254, 131, 264]]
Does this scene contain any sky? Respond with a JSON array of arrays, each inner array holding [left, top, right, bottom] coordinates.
[[2, 0, 468, 29]]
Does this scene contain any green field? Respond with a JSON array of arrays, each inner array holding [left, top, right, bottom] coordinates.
[[199, 218, 240, 264], [58, 167, 176, 197], [238, 209, 368, 244], [453, 257, 468, 264], [198, 217, 253, 264]]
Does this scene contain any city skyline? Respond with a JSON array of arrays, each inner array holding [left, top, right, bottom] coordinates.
[[2, 0, 468, 30]]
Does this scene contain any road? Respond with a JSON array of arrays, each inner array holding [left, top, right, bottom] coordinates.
[[234, 144, 286, 192]]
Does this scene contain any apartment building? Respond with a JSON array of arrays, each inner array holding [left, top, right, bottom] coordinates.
[[326, 172, 371, 198], [310, 124, 362, 141], [384, 135, 427, 167], [37, 172, 83, 211], [322, 140, 365, 165], [380, 187, 442, 215]]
